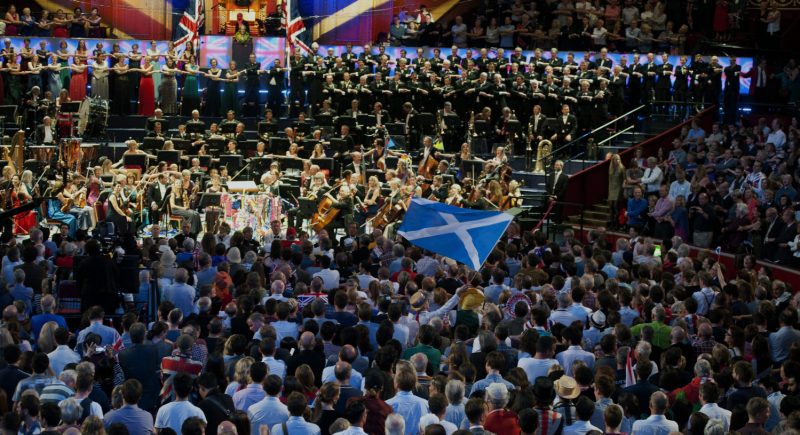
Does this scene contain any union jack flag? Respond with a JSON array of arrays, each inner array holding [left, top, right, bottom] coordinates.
[[666, 154, 678, 168], [297, 292, 328, 308], [173, 0, 205, 53], [281, 0, 311, 53]]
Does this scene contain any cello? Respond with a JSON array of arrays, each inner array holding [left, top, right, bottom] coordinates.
[[309, 180, 344, 233]]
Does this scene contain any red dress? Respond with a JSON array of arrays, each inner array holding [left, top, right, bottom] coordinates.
[[57, 99, 73, 137], [138, 73, 156, 116], [12, 192, 36, 234], [714, 0, 729, 31], [69, 68, 87, 101], [54, 22, 68, 37]]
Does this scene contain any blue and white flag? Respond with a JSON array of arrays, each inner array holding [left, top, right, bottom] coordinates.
[[397, 197, 515, 270]]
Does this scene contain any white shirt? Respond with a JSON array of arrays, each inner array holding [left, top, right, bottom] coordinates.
[[43, 125, 53, 143], [641, 166, 663, 191], [518, 357, 559, 383], [262, 356, 287, 380], [333, 427, 367, 435], [59, 398, 103, 418], [155, 401, 206, 434], [313, 268, 340, 291], [564, 420, 601, 435], [687, 403, 731, 431], [669, 180, 691, 200], [631, 414, 679, 435], [48, 345, 81, 374]]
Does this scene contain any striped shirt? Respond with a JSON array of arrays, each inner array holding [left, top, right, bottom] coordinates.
[[39, 381, 75, 405], [13, 374, 57, 402]]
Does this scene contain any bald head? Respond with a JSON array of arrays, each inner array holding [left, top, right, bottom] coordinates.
[[41, 295, 55, 313], [650, 392, 669, 414], [3, 305, 18, 321], [334, 361, 353, 383], [299, 332, 315, 350], [218, 422, 237, 434], [698, 323, 712, 340]]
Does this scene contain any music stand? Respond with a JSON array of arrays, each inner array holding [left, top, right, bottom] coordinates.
[[442, 174, 456, 186], [219, 156, 243, 172], [123, 155, 147, 171], [298, 198, 317, 226], [206, 138, 226, 156], [185, 122, 206, 136], [251, 157, 273, 173], [366, 169, 385, 183], [310, 158, 334, 172], [172, 139, 192, 154], [59, 102, 81, 114], [143, 138, 165, 152], [505, 120, 521, 138], [386, 123, 406, 136], [156, 150, 181, 166], [190, 172, 205, 184], [473, 120, 490, 136], [385, 156, 398, 170], [328, 139, 347, 157], [269, 137, 291, 155], [337, 116, 357, 130], [357, 114, 377, 128], [197, 193, 222, 209], [417, 113, 437, 131], [100, 174, 115, 184], [23, 160, 38, 174], [292, 122, 311, 136], [279, 184, 301, 201], [186, 155, 212, 168], [281, 157, 304, 172], [461, 159, 485, 179], [258, 122, 278, 138], [220, 123, 237, 136], [146, 119, 169, 132], [444, 115, 461, 131], [315, 114, 333, 127], [239, 140, 257, 154]]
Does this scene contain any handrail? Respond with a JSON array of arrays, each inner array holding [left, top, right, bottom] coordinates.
[[597, 125, 635, 146], [537, 105, 646, 162], [544, 152, 585, 176]]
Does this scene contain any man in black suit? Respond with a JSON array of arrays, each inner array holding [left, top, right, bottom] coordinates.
[[550, 104, 578, 154], [287, 332, 326, 387], [118, 323, 161, 410], [529, 105, 548, 143], [147, 122, 166, 139], [761, 207, 785, 261], [289, 47, 309, 117], [146, 110, 166, 135], [35, 116, 58, 145], [774, 209, 798, 264], [146, 173, 170, 223], [234, 123, 247, 145], [546, 160, 569, 224]]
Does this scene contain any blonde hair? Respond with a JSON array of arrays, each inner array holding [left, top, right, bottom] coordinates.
[[37, 321, 59, 354], [233, 356, 256, 384]]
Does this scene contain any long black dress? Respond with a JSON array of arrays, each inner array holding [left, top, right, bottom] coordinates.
[[105, 192, 130, 235], [205, 70, 222, 118]]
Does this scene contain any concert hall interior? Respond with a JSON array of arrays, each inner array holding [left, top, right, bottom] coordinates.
[[2, 0, 800, 309]]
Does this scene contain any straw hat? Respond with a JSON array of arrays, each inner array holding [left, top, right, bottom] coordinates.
[[459, 288, 485, 310], [409, 292, 428, 312], [554, 376, 580, 399]]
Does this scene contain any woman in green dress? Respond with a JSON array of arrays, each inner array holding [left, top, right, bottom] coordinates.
[[5, 55, 23, 105], [220, 60, 242, 117], [181, 55, 201, 116], [57, 40, 71, 90]]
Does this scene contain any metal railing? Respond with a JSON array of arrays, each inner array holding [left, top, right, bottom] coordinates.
[[535, 105, 647, 175], [596, 125, 635, 147]]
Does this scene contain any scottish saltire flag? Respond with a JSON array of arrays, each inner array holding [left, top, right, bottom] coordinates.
[[397, 197, 514, 270], [173, 0, 204, 53], [298, 293, 328, 308], [282, 0, 311, 53]]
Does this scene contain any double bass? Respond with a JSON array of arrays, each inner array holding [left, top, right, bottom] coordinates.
[[417, 153, 438, 196]]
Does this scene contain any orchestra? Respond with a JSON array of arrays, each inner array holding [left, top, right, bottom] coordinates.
[[5, 40, 672, 243]]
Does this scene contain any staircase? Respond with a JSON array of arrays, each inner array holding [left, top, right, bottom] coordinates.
[[567, 200, 613, 227]]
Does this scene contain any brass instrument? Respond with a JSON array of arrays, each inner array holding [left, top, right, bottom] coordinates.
[[436, 110, 444, 135], [525, 123, 533, 172], [533, 140, 552, 175]]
